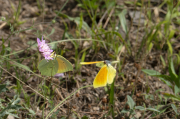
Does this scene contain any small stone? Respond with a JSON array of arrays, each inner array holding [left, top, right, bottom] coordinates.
[[93, 107, 99, 111], [134, 112, 141, 118], [7, 115, 14, 119]]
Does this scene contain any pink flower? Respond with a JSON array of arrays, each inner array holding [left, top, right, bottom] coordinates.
[[54, 73, 65, 78], [37, 36, 53, 60]]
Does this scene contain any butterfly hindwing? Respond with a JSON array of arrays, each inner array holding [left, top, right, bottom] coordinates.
[[38, 58, 59, 76], [107, 65, 116, 84], [56, 55, 73, 73], [93, 65, 108, 88]]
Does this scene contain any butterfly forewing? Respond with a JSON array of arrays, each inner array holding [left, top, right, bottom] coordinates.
[[56, 55, 73, 73], [80, 61, 104, 65], [93, 65, 108, 88], [107, 65, 116, 84]]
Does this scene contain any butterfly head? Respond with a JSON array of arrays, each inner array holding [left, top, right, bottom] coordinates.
[[104, 60, 111, 66]]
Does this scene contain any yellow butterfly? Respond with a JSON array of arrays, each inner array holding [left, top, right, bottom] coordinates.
[[38, 52, 73, 76], [51, 52, 73, 73], [80, 60, 118, 88]]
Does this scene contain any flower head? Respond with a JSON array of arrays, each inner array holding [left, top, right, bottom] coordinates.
[[37, 36, 53, 60]]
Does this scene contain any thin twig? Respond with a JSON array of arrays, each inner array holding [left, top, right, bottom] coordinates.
[[103, 7, 115, 29], [52, 85, 64, 100], [0, 66, 49, 101], [45, 85, 93, 119]]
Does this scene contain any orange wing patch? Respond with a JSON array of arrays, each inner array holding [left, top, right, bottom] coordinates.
[[93, 65, 108, 88], [56, 56, 73, 73]]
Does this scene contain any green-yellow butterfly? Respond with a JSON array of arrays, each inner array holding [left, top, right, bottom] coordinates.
[[38, 52, 73, 76]]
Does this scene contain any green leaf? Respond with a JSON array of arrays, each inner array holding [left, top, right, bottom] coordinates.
[[147, 42, 153, 54], [160, 55, 166, 67], [168, 29, 175, 40], [38, 59, 58, 76], [15, 0, 21, 21], [164, 11, 171, 33], [109, 31, 130, 54], [72, 17, 92, 35], [174, 85, 180, 95], [121, 109, 129, 113], [167, 40, 173, 55], [178, 69, 180, 88], [47, 28, 55, 37], [0, 84, 8, 93], [175, 54, 180, 64], [82, 116, 89, 119], [169, 58, 179, 87], [172, 12, 180, 18], [135, 106, 145, 111], [81, 51, 86, 62], [4, 112, 19, 118], [118, 9, 127, 33], [58, 13, 92, 36], [0, 97, 22, 118], [142, 69, 172, 87], [142, 69, 161, 75], [124, 1, 134, 5], [12, 61, 32, 73], [27, 108, 36, 115], [171, 104, 178, 114], [60, 116, 66, 119], [155, 75, 173, 84], [127, 95, 135, 109], [163, 93, 180, 101], [169, 58, 177, 78], [146, 108, 160, 112]]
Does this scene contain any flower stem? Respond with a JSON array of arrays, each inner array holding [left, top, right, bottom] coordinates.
[[110, 81, 115, 118]]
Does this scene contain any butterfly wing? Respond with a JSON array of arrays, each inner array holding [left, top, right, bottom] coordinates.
[[80, 61, 104, 65], [93, 65, 108, 88], [56, 55, 73, 73], [107, 65, 116, 84], [96, 62, 105, 68], [38, 58, 59, 76]]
